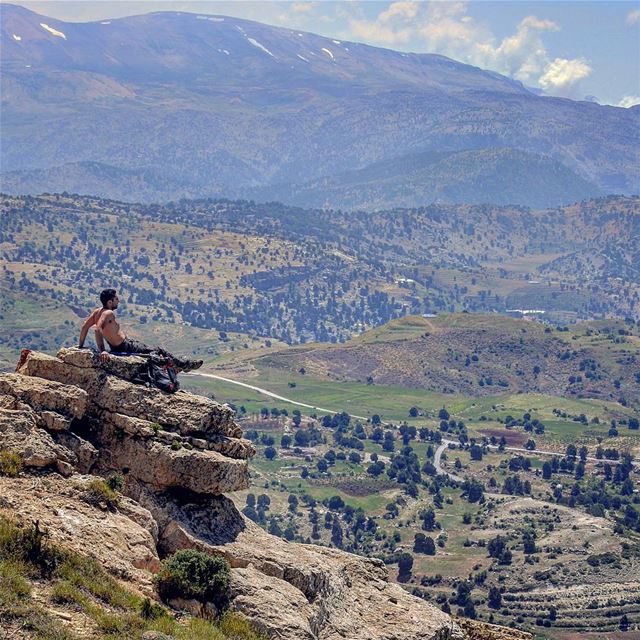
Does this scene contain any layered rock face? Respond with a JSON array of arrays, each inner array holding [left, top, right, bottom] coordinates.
[[0, 349, 529, 640]]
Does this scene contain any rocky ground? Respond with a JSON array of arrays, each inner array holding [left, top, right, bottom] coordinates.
[[0, 348, 531, 640]]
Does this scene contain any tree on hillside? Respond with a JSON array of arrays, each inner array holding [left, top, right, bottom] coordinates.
[[488, 586, 502, 609], [523, 531, 537, 554], [461, 479, 484, 503], [280, 434, 292, 448], [470, 445, 483, 461], [331, 520, 343, 548], [414, 533, 436, 555], [422, 507, 438, 531], [397, 552, 414, 581]]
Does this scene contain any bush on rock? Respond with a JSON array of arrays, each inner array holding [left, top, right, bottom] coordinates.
[[155, 549, 230, 610]]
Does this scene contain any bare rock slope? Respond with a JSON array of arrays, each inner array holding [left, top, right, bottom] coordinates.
[[0, 349, 529, 640]]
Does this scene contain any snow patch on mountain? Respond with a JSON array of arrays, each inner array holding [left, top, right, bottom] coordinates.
[[321, 47, 334, 60], [40, 23, 66, 39], [248, 37, 274, 58]]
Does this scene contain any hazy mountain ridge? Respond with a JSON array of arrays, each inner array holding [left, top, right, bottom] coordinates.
[[1, 4, 638, 208], [248, 148, 603, 209]]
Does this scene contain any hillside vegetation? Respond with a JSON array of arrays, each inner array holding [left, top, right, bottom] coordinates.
[[248, 314, 640, 408], [1, 194, 638, 362]]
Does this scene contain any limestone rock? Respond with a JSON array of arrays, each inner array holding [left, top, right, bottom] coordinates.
[[18, 349, 107, 393], [7, 349, 252, 494], [0, 474, 160, 587], [0, 406, 73, 471], [140, 490, 463, 640], [95, 376, 238, 437], [230, 566, 316, 640], [53, 431, 99, 472], [98, 432, 250, 494], [0, 373, 87, 419], [39, 410, 72, 432]]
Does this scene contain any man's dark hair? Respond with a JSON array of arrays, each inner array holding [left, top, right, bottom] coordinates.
[[100, 288, 117, 308]]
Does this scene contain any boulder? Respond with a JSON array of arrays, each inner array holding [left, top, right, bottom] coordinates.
[[0, 373, 87, 418], [0, 474, 160, 587], [139, 490, 463, 640], [230, 566, 316, 640], [0, 406, 74, 473], [98, 432, 250, 494]]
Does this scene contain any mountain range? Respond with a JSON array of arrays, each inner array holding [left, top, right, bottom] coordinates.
[[1, 3, 639, 208]]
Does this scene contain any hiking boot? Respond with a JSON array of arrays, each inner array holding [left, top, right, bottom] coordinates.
[[175, 358, 203, 372]]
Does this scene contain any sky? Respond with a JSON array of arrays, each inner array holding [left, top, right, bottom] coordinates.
[[8, 1, 640, 106]]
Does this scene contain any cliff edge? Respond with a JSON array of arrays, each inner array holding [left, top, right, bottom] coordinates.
[[0, 348, 531, 640]]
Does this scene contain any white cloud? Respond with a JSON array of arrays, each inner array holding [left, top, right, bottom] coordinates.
[[349, 1, 420, 44], [618, 95, 640, 108], [626, 9, 640, 26], [538, 58, 592, 97], [344, 2, 591, 96], [291, 2, 316, 14]]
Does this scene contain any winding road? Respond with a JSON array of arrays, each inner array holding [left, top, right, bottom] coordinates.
[[188, 371, 633, 471]]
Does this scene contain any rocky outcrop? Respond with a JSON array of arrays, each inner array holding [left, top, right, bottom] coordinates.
[[0, 474, 159, 587], [0, 349, 529, 640], [144, 490, 459, 640], [4, 348, 252, 493]]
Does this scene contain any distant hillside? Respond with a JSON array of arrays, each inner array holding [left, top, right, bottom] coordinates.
[[249, 314, 640, 407], [1, 194, 638, 365], [249, 148, 602, 209], [1, 4, 638, 208]]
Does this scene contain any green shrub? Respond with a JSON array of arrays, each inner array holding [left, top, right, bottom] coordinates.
[[140, 597, 167, 620], [0, 450, 23, 477], [155, 549, 230, 608], [0, 519, 62, 578], [81, 479, 120, 511], [105, 474, 124, 492]]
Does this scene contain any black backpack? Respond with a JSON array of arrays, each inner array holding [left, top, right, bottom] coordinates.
[[133, 354, 180, 393]]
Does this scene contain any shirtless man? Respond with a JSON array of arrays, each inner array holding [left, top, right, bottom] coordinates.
[[78, 288, 203, 371]]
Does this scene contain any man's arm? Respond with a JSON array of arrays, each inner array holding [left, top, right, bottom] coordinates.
[[78, 311, 97, 348], [95, 311, 112, 362], [94, 326, 107, 353]]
